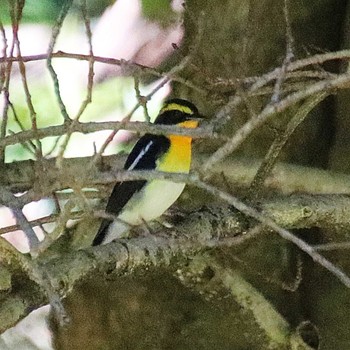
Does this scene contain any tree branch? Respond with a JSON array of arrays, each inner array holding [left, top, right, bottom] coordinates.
[[3, 154, 350, 197], [0, 120, 217, 150]]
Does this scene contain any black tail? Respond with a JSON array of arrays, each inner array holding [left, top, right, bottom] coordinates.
[[92, 219, 112, 246]]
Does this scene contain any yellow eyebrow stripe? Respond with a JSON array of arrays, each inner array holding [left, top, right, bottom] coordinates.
[[178, 120, 199, 129], [160, 103, 193, 115]]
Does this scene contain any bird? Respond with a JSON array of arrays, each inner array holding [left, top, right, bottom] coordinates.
[[92, 98, 202, 246]]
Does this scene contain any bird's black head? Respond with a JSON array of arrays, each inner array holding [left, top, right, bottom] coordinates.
[[154, 98, 200, 125]]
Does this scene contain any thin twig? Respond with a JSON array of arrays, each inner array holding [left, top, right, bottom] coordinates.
[[203, 72, 350, 174], [8, 97, 37, 154], [133, 76, 150, 122], [32, 200, 76, 255], [0, 51, 206, 94], [313, 242, 350, 251], [270, 0, 294, 103], [248, 92, 328, 199], [0, 187, 40, 250], [11, 10, 43, 159], [47, 0, 73, 124], [55, 0, 94, 167], [0, 13, 16, 164], [2, 49, 350, 89], [0, 120, 216, 150], [76, 0, 94, 120], [0, 213, 70, 235], [0, 19, 6, 92], [192, 175, 350, 288]]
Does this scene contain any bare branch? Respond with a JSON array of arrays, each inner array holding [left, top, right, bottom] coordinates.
[[4, 154, 350, 201], [270, 0, 295, 103], [215, 266, 312, 349], [0, 187, 39, 250], [248, 92, 328, 199], [193, 175, 350, 288], [46, 0, 73, 123], [204, 73, 350, 173], [0, 14, 15, 165], [12, 19, 43, 159], [0, 119, 216, 150], [55, 0, 95, 167]]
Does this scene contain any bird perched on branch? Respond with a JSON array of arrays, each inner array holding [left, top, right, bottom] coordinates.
[[93, 99, 202, 245]]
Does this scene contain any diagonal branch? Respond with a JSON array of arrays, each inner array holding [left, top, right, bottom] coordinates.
[[193, 175, 350, 287], [0, 187, 39, 249]]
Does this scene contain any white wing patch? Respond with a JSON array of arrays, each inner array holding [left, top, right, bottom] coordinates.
[[127, 140, 154, 170]]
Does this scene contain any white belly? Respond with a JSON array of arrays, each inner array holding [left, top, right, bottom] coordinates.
[[102, 180, 186, 244], [118, 180, 186, 224]]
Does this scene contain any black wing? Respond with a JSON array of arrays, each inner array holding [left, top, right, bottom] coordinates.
[[93, 134, 170, 245]]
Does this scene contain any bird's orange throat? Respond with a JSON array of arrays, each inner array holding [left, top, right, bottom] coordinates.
[[157, 120, 199, 173]]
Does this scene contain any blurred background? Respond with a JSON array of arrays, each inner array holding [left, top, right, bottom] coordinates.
[[1, 1, 185, 348], [0, 0, 185, 252]]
